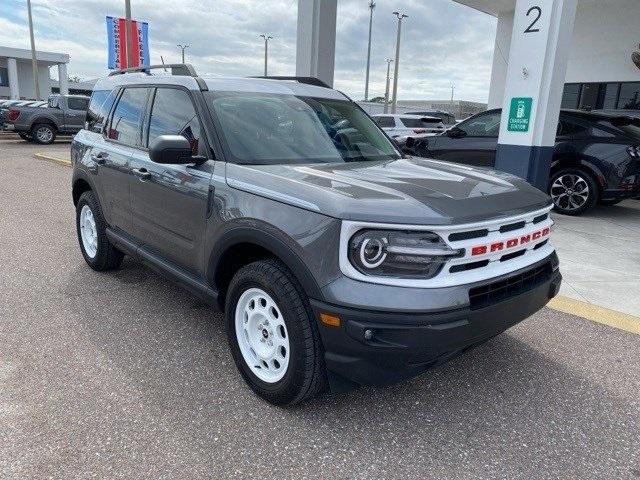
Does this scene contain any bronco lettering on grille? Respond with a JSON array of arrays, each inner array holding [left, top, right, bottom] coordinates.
[[471, 227, 550, 256]]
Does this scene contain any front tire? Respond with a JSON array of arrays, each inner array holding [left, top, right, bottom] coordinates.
[[31, 123, 56, 144], [225, 259, 327, 406], [549, 168, 598, 216], [75, 191, 124, 271]]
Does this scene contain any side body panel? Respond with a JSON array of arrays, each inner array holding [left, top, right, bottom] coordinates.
[[130, 151, 213, 275]]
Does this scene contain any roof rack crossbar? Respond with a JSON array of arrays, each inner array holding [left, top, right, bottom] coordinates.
[[108, 63, 198, 77], [250, 76, 331, 89]]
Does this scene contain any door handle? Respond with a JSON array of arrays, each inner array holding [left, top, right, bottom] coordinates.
[[132, 167, 151, 180], [90, 151, 107, 165]]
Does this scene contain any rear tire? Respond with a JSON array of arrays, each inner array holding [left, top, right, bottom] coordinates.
[[549, 168, 598, 216], [225, 259, 327, 406], [75, 191, 124, 271], [31, 123, 56, 144], [18, 132, 33, 142]]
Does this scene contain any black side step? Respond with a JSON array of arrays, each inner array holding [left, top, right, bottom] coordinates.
[[106, 228, 220, 308]]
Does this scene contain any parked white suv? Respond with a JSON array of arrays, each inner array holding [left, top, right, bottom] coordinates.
[[373, 114, 445, 138]]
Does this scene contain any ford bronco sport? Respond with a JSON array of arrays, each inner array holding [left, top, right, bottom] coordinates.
[[71, 65, 562, 406]]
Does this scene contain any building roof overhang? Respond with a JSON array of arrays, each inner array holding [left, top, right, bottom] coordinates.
[[0, 46, 69, 65]]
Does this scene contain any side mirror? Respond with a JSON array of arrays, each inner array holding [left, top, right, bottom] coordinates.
[[149, 135, 202, 164]]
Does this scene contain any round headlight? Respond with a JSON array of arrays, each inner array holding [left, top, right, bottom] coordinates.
[[348, 229, 462, 279], [360, 237, 387, 268]]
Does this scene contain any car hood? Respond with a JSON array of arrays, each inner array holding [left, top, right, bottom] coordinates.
[[226, 157, 551, 225]]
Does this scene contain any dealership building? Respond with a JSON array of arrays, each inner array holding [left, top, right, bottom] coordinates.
[[458, 0, 640, 111], [0, 46, 70, 100], [295, 0, 639, 189]]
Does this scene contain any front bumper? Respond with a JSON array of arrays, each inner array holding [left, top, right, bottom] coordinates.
[[312, 254, 561, 389]]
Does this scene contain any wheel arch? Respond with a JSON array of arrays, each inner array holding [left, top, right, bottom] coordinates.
[[72, 171, 97, 206], [30, 117, 59, 130], [207, 226, 324, 310], [550, 156, 605, 193]]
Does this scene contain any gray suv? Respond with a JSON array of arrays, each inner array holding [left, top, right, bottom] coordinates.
[[71, 65, 562, 406]]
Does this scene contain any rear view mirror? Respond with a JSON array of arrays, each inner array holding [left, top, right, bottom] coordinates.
[[149, 135, 201, 164]]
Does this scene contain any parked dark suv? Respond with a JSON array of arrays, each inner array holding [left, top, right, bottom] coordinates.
[[408, 109, 640, 215], [71, 65, 561, 405]]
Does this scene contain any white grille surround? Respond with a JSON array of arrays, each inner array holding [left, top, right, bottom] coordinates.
[[339, 205, 555, 289]]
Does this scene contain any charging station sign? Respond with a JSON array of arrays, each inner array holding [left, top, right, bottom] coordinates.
[[507, 97, 533, 132]]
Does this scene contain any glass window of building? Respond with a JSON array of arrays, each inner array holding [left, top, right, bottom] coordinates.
[[561, 84, 581, 109], [618, 83, 640, 110]]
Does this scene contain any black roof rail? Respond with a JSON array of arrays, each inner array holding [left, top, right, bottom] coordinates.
[[108, 63, 198, 77], [250, 76, 331, 89]]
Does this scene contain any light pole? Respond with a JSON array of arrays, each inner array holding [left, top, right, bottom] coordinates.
[[383, 58, 393, 114], [177, 44, 190, 64], [391, 11, 408, 114], [124, 0, 134, 68], [26, 0, 40, 99], [451, 83, 455, 102], [259, 34, 273, 76], [364, 1, 375, 101]]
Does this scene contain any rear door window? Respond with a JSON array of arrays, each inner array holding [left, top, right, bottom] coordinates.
[[458, 111, 501, 137], [107, 87, 149, 146], [375, 116, 396, 128], [86, 90, 117, 133], [68, 97, 89, 111], [147, 88, 204, 155], [399, 117, 423, 128], [557, 120, 588, 137]]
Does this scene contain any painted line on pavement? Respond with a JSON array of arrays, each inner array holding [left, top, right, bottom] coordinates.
[[34, 153, 71, 167], [548, 295, 640, 335]]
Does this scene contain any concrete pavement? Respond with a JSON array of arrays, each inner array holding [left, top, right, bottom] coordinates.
[[1, 138, 639, 479]]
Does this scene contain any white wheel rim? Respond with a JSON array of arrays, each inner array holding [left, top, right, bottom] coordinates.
[[36, 126, 53, 143], [79, 205, 98, 258], [235, 288, 290, 383]]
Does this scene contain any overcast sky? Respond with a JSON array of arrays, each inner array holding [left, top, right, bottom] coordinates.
[[1, 0, 497, 102]]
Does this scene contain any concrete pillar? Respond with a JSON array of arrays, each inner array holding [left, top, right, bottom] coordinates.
[[296, 0, 336, 87], [58, 63, 69, 95], [495, 0, 578, 190], [7, 57, 19, 99], [488, 11, 513, 109]]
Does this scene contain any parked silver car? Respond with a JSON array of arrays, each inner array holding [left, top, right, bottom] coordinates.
[[373, 114, 446, 138]]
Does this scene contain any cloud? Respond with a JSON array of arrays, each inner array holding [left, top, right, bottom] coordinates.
[[0, 0, 496, 102]]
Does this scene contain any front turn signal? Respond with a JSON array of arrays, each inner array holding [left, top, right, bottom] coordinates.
[[319, 313, 341, 328]]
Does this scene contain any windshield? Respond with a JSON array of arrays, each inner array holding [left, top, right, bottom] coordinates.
[[206, 92, 401, 165]]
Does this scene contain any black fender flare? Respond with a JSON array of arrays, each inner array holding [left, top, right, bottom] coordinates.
[[550, 156, 605, 188], [207, 223, 324, 302], [71, 169, 99, 205]]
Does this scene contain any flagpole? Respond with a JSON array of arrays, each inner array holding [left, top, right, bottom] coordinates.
[[124, 0, 134, 68]]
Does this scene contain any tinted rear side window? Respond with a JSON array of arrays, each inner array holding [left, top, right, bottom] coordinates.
[[107, 88, 149, 146], [557, 120, 588, 137], [375, 116, 395, 127], [147, 88, 203, 155], [86, 90, 117, 133], [400, 117, 423, 128], [68, 97, 89, 111]]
